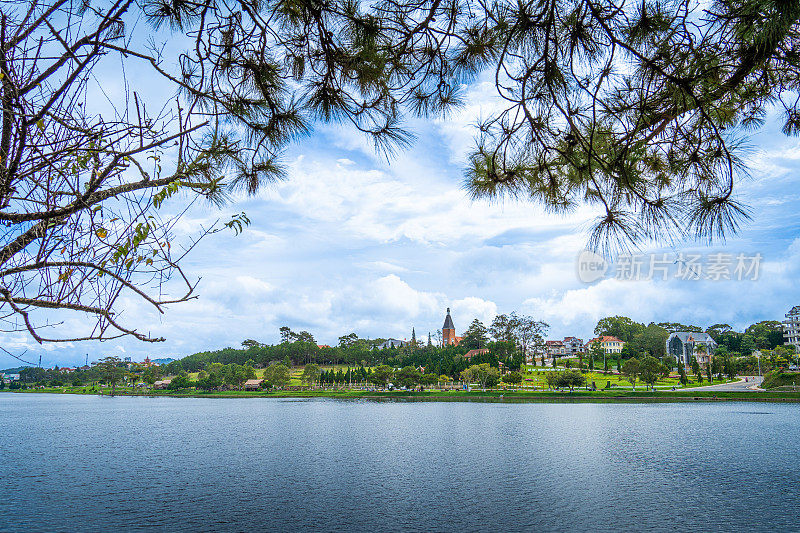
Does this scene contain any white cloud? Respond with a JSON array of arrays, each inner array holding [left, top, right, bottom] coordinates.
[[5, 70, 800, 367]]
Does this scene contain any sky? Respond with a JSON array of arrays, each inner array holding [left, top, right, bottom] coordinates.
[[3, 31, 800, 367]]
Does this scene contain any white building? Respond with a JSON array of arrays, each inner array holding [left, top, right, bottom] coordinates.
[[545, 340, 566, 358], [562, 337, 585, 356], [783, 306, 800, 353]]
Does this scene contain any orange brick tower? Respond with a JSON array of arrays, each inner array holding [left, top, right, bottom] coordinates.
[[442, 308, 456, 346]]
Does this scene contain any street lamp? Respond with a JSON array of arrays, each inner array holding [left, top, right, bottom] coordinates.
[[757, 350, 762, 377]]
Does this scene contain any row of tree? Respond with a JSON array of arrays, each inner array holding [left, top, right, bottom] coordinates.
[[163, 315, 545, 377]]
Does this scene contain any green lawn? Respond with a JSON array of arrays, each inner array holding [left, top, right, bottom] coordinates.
[[519, 366, 739, 390], [173, 366, 350, 387], [152, 365, 733, 391]]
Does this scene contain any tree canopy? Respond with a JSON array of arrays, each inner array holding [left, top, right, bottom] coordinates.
[[463, 0, 800, 252], [5, 0, 798, 348]]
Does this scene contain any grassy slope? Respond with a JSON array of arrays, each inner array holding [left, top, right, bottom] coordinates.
[[762, 371, 800, 390]]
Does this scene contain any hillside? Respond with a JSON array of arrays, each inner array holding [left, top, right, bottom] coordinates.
[[762, 371, 800, 390]]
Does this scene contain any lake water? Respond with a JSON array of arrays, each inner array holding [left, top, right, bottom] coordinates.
[[1, 394, 798, 532]]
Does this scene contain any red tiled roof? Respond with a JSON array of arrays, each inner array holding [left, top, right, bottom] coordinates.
[[587, 336, 623, 345], [463, 348, 489, 359]]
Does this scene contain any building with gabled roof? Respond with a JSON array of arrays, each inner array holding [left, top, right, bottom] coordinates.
[[244, 379, 263, 390], [153, 379, 171, 389], [586, 336, 624, 354], [375, 339, 408, 350], [562, 337, 585, 356], [666, 332, 717, 368], [463, 348, 489, 360], [545, 340, 566, 357]]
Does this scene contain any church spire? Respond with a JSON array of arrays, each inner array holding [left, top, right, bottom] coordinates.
[[442, 307, 455, 330], [442, 308, 456, 346]]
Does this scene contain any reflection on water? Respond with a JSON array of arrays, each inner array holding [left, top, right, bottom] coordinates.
[[1, 394, 798, 532]]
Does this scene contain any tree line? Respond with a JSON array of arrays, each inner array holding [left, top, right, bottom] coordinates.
[[163, 315, 547, 376], [592, 316, 787, 360]]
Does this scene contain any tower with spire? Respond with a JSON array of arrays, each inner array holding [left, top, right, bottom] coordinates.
[[442, 308, 459, 346]]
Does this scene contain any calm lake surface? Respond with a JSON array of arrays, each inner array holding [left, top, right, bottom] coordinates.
[[1, 394, 799, 532]]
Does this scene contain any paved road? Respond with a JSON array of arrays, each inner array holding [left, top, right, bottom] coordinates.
[[682, 376, 764, 392]]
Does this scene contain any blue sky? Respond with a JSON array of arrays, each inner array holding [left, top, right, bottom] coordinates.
[[3, 65, 800, 367]]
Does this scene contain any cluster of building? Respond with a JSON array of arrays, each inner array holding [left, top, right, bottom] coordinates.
[[440, 307, 627, 364], [433, 305, 800, 369]]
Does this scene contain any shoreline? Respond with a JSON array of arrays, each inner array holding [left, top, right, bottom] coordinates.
[[13, 388, 800, 403]]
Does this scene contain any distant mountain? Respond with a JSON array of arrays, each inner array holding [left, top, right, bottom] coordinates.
[[1, 366, 27, 374], [151, 358, 175, 364]]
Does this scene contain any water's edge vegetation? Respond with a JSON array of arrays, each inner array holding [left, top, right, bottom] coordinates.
[[15, 388, 800, 403]]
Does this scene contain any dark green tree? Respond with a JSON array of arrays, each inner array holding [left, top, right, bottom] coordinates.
[[594, 317, 644, 343], [461, 319, 489, 350], [556, 370, 586, 392], [300, 364, 321, 387], [723, 357, 737, 380], [503, 371, 523, 387], [94, 356, 125, 396], [589, 342, 606, 372], [631, 323, 670, 357], [168, 373, 193, 390], [622, 358, 641, 391], [639, 356, 662, 391], [263, 363, 291, 389], [744, 321, 785, 350], [659, 323, 703, 334], [706, 324, 734, 343], [489, 313, 521, 344], [678, 365, 688, 387], [691, 357, 701, 377], [419, 373, 438, 389], [395, 366, 421, 388], [197, 372, 223, 391], [370, 365, 394, 389]]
